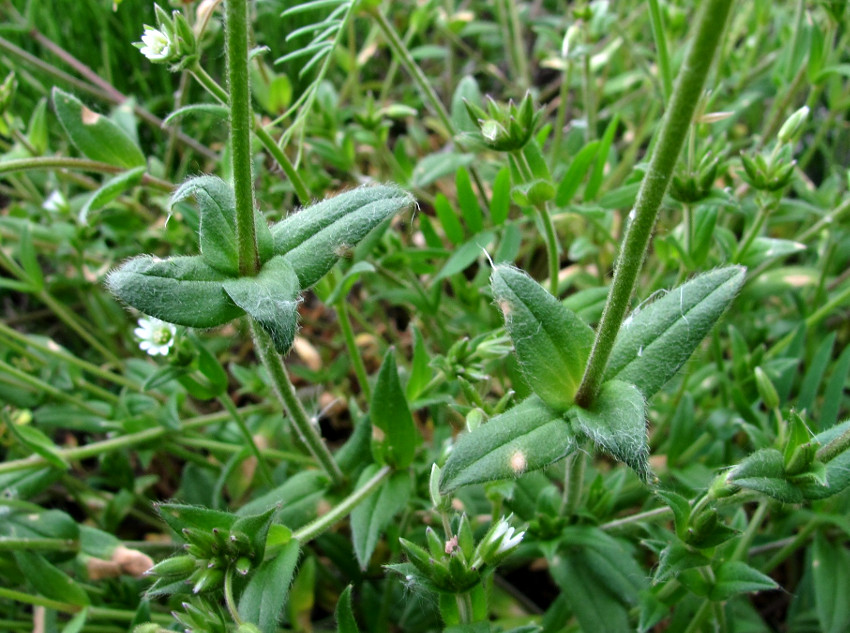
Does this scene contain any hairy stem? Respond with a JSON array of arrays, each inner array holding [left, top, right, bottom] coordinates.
[[225, 0, 260, 277], [574, 0, 734, 407], [251, 323, 344, 486], [292, 465, 392, 544]]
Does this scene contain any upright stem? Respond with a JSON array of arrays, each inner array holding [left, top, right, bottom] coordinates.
[[337, 298, 372, 402], [648, 0, 673, 103], [225, 0, 260, 277], [251, 323, 344, 486], [574, 0, 734, 408]]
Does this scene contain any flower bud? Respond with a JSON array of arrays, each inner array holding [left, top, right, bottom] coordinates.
[[754, 366, 779, 410], [473, 516, 525, 568], [778, 106, 809, 144]]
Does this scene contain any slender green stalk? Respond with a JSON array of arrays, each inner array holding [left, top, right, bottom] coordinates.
[[563, 449, 586, 515], [218, 393, 274, 486], [817, 424, 850, 464], [177, 436, 313, 465], [0, 157, 173, 192], [224, 569, 243, 626], [0, 588, 80, 613], [735, 194, 777, 263], [731, 500, 768, 561], [582, 27, 596, 142], [763, 520, 818, 573], [456, 591, 475, 624], [599, 506, 673, 531], [337, 298, 372, 401], [251, 323, 344, 486], [0, 537, 78, 552], [648, 0, 673, 102], [191, 64, 312, 204], [504, 0, 529, 91], [574, 0, 735, 408], [225, 0, 260, 277], [292, 465, 392, 544], [0, 404, 270, 476]]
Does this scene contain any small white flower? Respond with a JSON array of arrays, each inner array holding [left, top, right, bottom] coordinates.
[[42, 190, 68, 214], [134, 317, 176, 356], [138, 26, 173, 62], [474, 515, 526, 567], [495, 523, 525, 555]]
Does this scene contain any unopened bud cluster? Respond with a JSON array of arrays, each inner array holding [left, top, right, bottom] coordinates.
[[399, 515, 525, 594], [464, 93, 541, 152], [740, 106, 809, 192], [670, 152, 720, 203], [145, 526, 255, 595]]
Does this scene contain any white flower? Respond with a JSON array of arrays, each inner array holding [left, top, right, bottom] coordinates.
[[473, 515, 526, 567], [134, 317, 176, 356], [138, 26, 173, 62], [42, 190, 69, 214]]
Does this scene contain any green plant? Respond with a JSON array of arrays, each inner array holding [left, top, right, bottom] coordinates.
[[2, 0, 850, 632]]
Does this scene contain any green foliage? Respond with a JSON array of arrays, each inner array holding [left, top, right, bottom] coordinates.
[[2, 1, 850, 632]]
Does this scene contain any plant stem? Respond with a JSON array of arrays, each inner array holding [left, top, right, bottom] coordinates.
[[599, 506, 673, 531], [0, 157, 173, 192], [218, 393, 274, 486], [191, 64, 311, 204], [225, 0, 260, 277], [563, 449, 586, 515], [574, 0, 734, 408], [0, 537, 78, 552], [731, 500, 768, 561], [456, 591, 475, 624], [224, 569, 243, 626], [292, 465, 392, 544], [336, 298, 372, 402], [0, 404, 270, 476], [817, 424, 850, 464], [250, 323, 344, 486], [0, 358, 104, 415]]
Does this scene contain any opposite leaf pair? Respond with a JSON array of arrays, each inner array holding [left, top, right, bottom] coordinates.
[[441, 265, 745, 491], [107, 179, 414, 353]]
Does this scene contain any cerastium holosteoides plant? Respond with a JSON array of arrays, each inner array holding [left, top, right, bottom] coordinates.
[[2, 0, 850, 632]]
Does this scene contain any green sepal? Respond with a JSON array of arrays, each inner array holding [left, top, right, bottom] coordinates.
[[491, 265, 594, 411], [440, 395, 576, 492], [272, 184, 415, 288], [107, 255, 243, 328], [52, 88, 145, 168], [571, 380, 650, 482], [222, 256, 301, 354], [605, 266, 745, 399]]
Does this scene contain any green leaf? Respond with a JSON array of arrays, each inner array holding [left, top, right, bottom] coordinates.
[[490, 167, 511, 225], [237, 470, 329, 524], [655, 543, 710, 583], [435, 230, 495, 280], [813, 533, 850, 633], [555, 140, 600, 206], [548, 551, 632, 633], [238, 539, 301, 633], [162, 103, 229, 126], [709, 561, 778, 601], [156, 503, 236, 535], [335, 585, 360, 633], [351, 468, 411, 568], [572, 380, 649, 481], [726, 448, 803, 503], [18, 223, 43, 291], [739, 237, 806, 268], [451, 75, 483, 133], [272, 185, 414, 288], [14, 551, 90, 606], [223, 256, 301, 354], [491, 265, 594, 410], [370, 350, 418, 468], [231, 507, 276, 562], [411, 152, 474, 188], [406, 326, 432, 401], [605, 266, 745, 399], [800, 420, 850, 500], [172, 175, 239, 276], [28, 98, 49, 154], [456, 167, 483, 233], [5, 421, 68, 470], [107, 255, 243, 328], [821, 345, 850, 429], [585, 115, 619, 201], [52, 88, 145, 168], [79, 166, 146, 225], [440, 395, 576, 492], [798, 333, 835, 413], [434, 193, 464, 245]]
